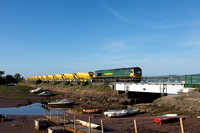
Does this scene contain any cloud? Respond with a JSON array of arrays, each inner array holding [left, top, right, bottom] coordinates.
[[100, 3, 131, 23]]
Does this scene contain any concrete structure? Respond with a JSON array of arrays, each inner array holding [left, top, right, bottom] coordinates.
[[114, 82, 188, 95]]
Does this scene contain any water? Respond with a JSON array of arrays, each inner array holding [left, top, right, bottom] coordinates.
[[0, 103, 82, 115]]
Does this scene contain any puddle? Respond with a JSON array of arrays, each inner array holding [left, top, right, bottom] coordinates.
[[0, 103, 83, 115]]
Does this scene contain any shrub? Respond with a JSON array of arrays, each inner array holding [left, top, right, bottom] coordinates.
[[82, 81, 89, 86], [35, 79, 42, 85], [53, 81, 60, 85], [65, 81, 70, 86], [195, 87, 200, 92]]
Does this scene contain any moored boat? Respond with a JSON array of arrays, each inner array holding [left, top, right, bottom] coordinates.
[[47, 99, 74, 107], [38, 91, 54, 96], [76, 119, 100, 129], [0, 114, 8, 122], [83, 109, 102, 113], [153, 114, 178, 124], [30, 87, 44, 93], [104, 108, 139, 118]]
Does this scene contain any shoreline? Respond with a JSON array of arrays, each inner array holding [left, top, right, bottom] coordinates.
[[0, 85, 200, 132]]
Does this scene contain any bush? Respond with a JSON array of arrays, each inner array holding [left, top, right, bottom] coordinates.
[[35, 79, 42, 85], [65, 81, 70, 86], [53, 81, 60, 85], [82, 81, 89, 86], [195, 87, 200, 92]]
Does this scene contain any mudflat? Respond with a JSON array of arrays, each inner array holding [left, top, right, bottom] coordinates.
[[0, 85, 200, 133]]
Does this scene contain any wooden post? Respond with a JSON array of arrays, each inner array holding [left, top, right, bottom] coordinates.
[[101, 119, 104, 133], [45, 106, 46, 118], [89, 117, 91, 133], [64, 113, 66, 126], [134, 119, 138, 133], [50, 108, 52, 120], [180, 118, 184, 133], [74, 114, 76, 133], [57, 110, 59, 124]]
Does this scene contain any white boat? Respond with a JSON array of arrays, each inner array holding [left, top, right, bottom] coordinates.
[[30, 87, 44, 93], [104, 108, 139, 118], [76, 119, 100, 129], [0, 114, 8, 122], [153, 114, 178, 124], [48, 99, 74, 106], [38, 91, 54, 96]]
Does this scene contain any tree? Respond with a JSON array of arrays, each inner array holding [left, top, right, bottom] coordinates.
[[14, 73, 21, 83], [5, 75, 15, 84], [0, 71, 4, 77], [0, 76, 6, 85]]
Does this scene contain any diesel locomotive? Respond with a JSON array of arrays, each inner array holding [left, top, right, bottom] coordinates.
[[26, 67, 142, 83]]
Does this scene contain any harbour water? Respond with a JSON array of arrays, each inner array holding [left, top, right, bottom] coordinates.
[[0, 103, 83, 115]]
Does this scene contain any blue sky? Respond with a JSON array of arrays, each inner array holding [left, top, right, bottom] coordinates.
[[1, 0, 200, 77]]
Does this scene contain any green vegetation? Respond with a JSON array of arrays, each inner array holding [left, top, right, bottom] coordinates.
[[0, 70, 23, 85], [195, 87, 200, 92], [0, 86, 31, 99], [82, 81, 89, 86], [35, 79, 42, 84]]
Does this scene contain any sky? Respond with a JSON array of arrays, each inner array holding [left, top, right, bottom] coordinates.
[[1, 0, 200, 78]]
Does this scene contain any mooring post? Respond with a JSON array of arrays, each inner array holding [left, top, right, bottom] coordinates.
[[57, 110, 59, 124], [134, 119, 138, 133], [64, 113, 66, 126], [50, 108, 52, 120], [180, 118, 184, 133], [89, 117, 91, 133], [74, 114, 76, 133], [45, 106, 46, 118], [101, 119, 104, 133]]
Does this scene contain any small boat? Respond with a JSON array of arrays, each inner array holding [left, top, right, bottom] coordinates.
[[153, 114, 178, 124], [48, 99, 74, 106], [30, 87, 44, 93], [38, 91, 54, 96], [104, 108, 139, 118], [0, 114, 8, 122], [83, 109, 102, 113], [76, 119, 100, 129]]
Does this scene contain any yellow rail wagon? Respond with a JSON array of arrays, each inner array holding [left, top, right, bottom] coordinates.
[[38, 76, 42, 80], [47, 75, 54, 81], [62, 73, 75, 82], [41, 75, 47, 81], [34, 76, 38, 81], [73, 72, 92, 82], [54, 74, 63, 81]]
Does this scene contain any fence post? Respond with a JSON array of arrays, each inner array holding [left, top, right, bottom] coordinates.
[[74, 114, 76, 133], [101, 119, 104, 133], [45, 106, 46, 118], [57, 110, 59, 124], [89, 117, 91, 133], [50, 108, 52, 120], [134, 119, 138, 133], [180, 118, 184, 133], [64, 113, 66, 126]]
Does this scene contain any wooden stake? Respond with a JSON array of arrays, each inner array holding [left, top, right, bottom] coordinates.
[[74, 114, 76, 133], [134, 119, 138, 133], [50, 108, 52, 120], [57, 110, 59, 124], [101, 119, 104, 133], [89, 117, 91, 133], [45, 106, 46, 117], [64, 113, 66, 126], [180, 118, 184, 133]]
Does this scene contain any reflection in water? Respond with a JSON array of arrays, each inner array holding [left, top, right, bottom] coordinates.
[[0, 103, 83, 115]]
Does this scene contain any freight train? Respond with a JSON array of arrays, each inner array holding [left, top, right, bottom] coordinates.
[[25, 67, 142, 83]]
